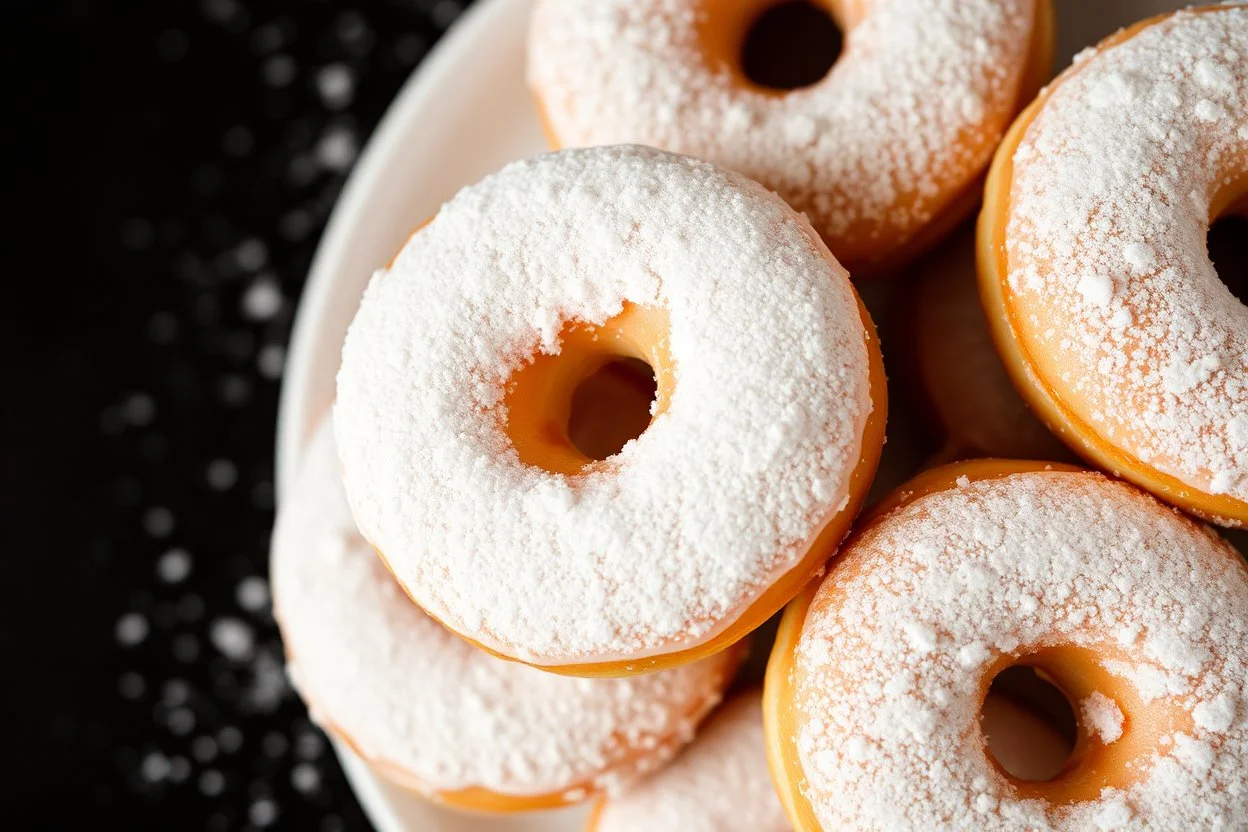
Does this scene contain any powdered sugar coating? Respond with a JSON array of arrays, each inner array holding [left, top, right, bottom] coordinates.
[[1081, 691, 1125, 744], [1003, 8, 1248, 502], [792, 471, 1248, 830], [271, 420, 737, 798], [334, 146, 874, 663], [595, 691, 787, 832], [529, 0, 1038, 268]]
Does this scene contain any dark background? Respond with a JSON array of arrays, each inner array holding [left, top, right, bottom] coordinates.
[[5, 1, 472, 827]]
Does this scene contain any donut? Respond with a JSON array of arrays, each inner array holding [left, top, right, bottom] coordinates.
[[765, 460, 1248, 830], [270, 419, 743, 812], [527, 0, 1054, 276], [902, 226, 1071, 464], [587, 690, 787, 832], [979, 5, 1248, 527], [334, 146, 887, 676]]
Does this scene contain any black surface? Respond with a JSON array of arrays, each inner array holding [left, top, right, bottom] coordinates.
[[4, 1, 471, 828]]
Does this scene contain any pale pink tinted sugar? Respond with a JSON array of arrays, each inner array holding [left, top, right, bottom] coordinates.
[[271, 420, 734, 798], [1004, 8, 1248, 502], [334, 146, 873, 664], [793, 472, 1248, 830], [595, 691, 788, 832]]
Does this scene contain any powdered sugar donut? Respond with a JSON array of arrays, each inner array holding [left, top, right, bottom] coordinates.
[[335, 146, 886, 675], [979, 6, 1248, 526], [271, 419, 742, 811], [765, 460, 1248, 831], [528, 0, 1054, 276], [588, 690, 787, 832]]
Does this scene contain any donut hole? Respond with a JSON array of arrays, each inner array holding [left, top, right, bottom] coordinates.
[[502, 304, 674, 475], [1208, 214, 1248, 305], [567, 357, 658, 461], [981, 665, 1077, 782], [741, 2, 843, 91]]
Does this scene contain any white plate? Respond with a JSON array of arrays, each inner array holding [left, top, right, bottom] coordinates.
[[275, 1, 1197, 829]]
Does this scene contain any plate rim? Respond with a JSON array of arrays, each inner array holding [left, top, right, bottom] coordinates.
[[271, 1, 581, 830], [274, 0, 519, 501]]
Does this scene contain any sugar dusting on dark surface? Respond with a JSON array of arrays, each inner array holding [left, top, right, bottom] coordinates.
[[5, 1, 472, 828]]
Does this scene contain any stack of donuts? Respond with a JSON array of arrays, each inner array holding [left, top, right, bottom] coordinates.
[[272, 3, 1248, 830]]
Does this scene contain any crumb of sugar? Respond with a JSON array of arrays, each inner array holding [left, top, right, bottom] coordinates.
[[902, 620, 938, 653], [792, 472, 1248, 830], [334, 146, 872, 663], [1192, 694, 1237, 734], [594, 692, 788, 832], [1093, 799, 1133, 830], [1076, 273, 1114, 307], [528, 0, 1035, 256], [1004, 9, 1248, 503], [270, 421, 735, 797], [1081, 692, 1125, 744]]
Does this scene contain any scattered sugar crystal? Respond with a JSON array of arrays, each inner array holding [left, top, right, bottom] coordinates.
[[258, 344, 285, 379], [235, 576, 269, 612], [125, 393, 156, 425], [209, 617, 254, 660], [291, 763, 320, 793], [241, 277, 282, 320], [249, 798, 278, 827], [156, 548, 192, 583], [167, 756, 191, 783], [141, 751, 170, 782], [206, 459, 237, 490], [168, 707, 196, 736], [316, 64, 354, 109], [143, 506, 174, 538], [316, 126, 357, 171], [192, 736, 218, 762], [116, 612, 149, 646], [234, 238, 267, 271]]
